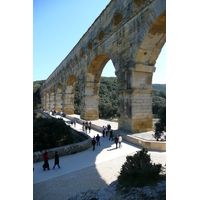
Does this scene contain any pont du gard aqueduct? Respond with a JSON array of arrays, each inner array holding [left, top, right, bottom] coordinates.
[[40, 0, 166, 133]]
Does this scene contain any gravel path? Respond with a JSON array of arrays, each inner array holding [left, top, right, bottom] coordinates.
[[33, 151, 166, 200], [33, 115, 166, 200]]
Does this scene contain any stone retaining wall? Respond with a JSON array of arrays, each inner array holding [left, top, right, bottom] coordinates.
[[113, 131, 166, 151], [33, 128, 92, 163]]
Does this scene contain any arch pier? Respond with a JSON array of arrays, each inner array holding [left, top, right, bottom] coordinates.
[[40, 0, 166, 133]]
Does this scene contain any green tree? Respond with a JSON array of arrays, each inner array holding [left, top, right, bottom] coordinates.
[[155, 105, 166, 132], [117, 148, 162, 188], [33, 118, 75, 152]]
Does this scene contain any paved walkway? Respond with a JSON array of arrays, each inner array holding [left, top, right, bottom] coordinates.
[[33, 114, 166, 200]]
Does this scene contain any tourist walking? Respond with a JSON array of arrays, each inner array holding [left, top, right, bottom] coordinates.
[[114, 135, 119, 149], [53, 151, 61, 169], [118, 135, 122, 148], [108, 124, 111, 132], [85, 124, 88, 134], [96, 134, 100, 146], [92, 136, 96, 151], [109, 130, 113, 141], [88, 124, 91, 133], [89, 121, 92, 133], [105, 127, 109, 136], [102, 126, 105, 137], [43, 150, 50, 171]]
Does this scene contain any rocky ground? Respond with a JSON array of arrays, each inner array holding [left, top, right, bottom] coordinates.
[[68, 180, 166, 200], [68, 166, 166, 200]]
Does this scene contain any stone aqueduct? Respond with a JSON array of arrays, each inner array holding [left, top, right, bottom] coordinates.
[[40, 0, 166, 133]]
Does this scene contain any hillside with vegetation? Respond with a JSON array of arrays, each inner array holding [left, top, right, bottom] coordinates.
[[33, 78, 166, 125], [33, 80, 45, 110]]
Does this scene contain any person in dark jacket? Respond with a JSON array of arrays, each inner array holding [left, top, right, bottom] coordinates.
[[53, 151, 61, 169], [96, 134, 100, 146], [43, 150, 50, 171], [114, 135, 119, 149], [109, 130, 113, 141], [91, 136, 96, 151]]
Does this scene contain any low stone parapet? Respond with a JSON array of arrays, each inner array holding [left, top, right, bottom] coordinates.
[[126, 135, 166, 151], [112, 130, 166, 151], [33, 129, 92, 163]]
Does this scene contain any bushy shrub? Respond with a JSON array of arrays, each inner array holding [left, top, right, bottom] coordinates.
[[155, 105, 166, 133], [117, 148, 162, 188], [33, 118, 75, 152]]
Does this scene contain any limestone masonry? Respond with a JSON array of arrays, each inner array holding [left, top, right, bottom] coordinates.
[[40, 0, 166, 133]]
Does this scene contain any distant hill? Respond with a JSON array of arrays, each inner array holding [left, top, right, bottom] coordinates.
[[33, 80, 45, 110], [33, 78, 166, 118], [152, 84, 166, 91], [33, 80, 45, 93]]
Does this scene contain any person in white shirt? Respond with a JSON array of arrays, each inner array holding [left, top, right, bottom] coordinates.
[[118, 135, 122, 148]]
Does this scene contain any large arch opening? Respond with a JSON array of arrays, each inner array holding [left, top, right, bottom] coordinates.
[[64, 75, 78, 115], [83, 54, 117, 120], [99, 60, 118, 120], [153, 43, 166, 84], [127, 10, 166, 133]]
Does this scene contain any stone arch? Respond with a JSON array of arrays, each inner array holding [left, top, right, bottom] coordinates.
[[40, 92, 44, 109], [64, 74, 78, 114], [135, 11, 166, 66], [97, 30, 104, 41], [113, 13, 123, 26], [70, 59, 73, 66], [74, 55, 78, 63], [50, 86, 55, 110], [40, 0, 166, 133], [87, 41, 92, 50], [120, 10, 166, 133], [80, 48, 84, 57], [83, 54, 112, 120], [46, 90, 50, 110], [55, 82, 62, 112]]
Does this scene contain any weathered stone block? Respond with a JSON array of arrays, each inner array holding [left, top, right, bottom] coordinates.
[[40, 0, 166, 133]]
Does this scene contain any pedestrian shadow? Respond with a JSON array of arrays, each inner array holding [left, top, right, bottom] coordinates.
[[107, 147, 118, 151]]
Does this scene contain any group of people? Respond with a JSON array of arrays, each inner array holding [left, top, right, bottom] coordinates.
[[82, 121, 92, 133], [91, 134, 100, 150], [42, 150, 61, 171], [50, 109, 56, 116], [41, 122, 123, 172], [114, 135, 122, 149], [91, 130, 123, 151], [102, 124, 111, 137], [71, 120, 76, 127], [102, 124, 119, 143], [49, 109, 66, 117]]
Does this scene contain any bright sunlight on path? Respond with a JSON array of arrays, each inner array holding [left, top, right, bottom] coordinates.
[[33, 114, 166, 200]]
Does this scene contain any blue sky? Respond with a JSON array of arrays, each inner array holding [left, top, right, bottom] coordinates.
[[33, 0, 166, 84]]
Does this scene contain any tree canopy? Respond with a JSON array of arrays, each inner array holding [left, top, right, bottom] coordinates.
[[33, 78, 166, 121]]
